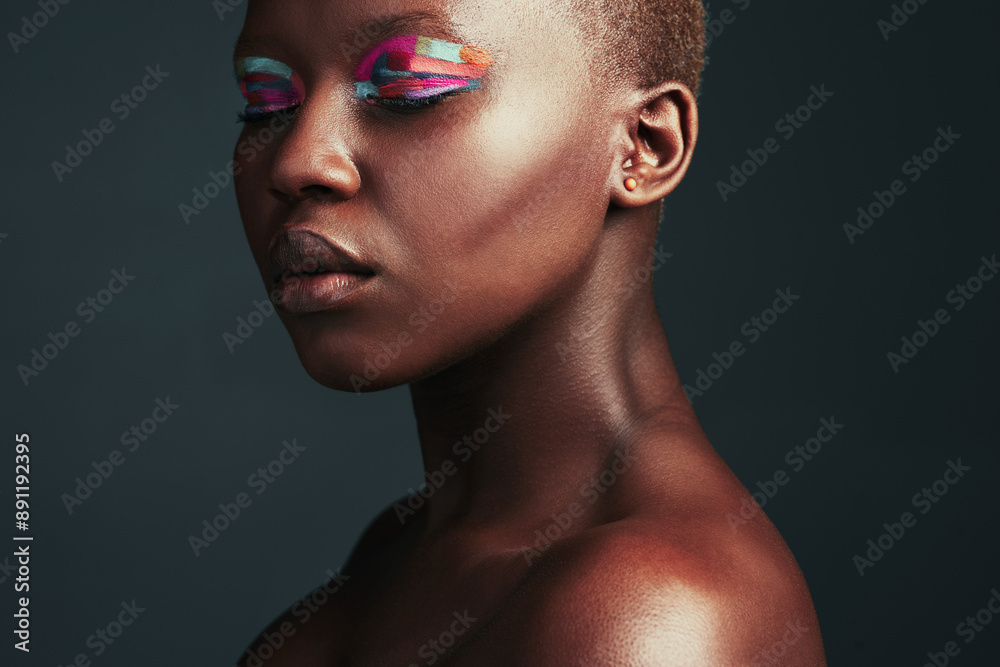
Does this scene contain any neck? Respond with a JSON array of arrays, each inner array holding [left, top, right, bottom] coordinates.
[[405, 214, 700, 542]]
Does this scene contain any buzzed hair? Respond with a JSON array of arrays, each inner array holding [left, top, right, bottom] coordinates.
[[581, 0, 707, 96]]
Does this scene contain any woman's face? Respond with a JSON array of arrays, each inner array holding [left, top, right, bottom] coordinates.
[[233, 0, 619, 390]]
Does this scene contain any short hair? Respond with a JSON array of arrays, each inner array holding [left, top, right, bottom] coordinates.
[[576, 0, 707, 96]]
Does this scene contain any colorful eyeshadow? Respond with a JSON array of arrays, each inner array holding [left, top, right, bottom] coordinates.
[[354, 34, 492, 102], [235, 57, 305, 116]]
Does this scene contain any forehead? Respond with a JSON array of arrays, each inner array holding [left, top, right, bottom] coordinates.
[[235, 0, 591, 72]]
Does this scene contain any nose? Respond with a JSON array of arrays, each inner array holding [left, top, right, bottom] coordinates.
[[265, 95, 361, 204]]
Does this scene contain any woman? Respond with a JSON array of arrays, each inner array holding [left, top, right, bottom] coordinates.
[[232, 0, 826, 664]]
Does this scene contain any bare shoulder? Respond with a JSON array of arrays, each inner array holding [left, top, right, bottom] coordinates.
[[235, 499, 414, 666], [466, 422, 827, 666], [485, 513, 826, 666], [234, 568, 354, 667]]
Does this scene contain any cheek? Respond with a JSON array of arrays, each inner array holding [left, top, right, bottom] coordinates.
[[312, 98, 609, 388], [371, 89, 609, 317]]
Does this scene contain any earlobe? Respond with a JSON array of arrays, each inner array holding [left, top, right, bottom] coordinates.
[[611, 83, 698, 208]]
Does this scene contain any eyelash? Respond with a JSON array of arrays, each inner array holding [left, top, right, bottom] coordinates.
[[236, 104, 301, 125], [366, 92, 453, 112], [236, 94, 455, 125], [235, 85, 466, 127]]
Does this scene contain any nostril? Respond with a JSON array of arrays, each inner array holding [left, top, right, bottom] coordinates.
[[300, 184, 336, 196], [265, 127, 362, 203], [268, 183, 336, 205]]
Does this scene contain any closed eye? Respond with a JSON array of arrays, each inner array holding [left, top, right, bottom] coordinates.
[[353, 34, 491, 114], [237, 104, 300, 125], [365, 92, 458, 113]]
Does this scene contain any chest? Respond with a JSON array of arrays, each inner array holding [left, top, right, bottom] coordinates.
[[335, 550, 530, 667]]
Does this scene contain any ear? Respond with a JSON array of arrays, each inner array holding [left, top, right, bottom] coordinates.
[[609, 82, 699, 208]]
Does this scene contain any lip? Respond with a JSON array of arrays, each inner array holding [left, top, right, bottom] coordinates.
[[267, 228, 377, 314]]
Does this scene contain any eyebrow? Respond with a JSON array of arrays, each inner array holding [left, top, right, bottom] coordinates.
[[368, 11, 456, 40], [232, 11, 460, 64]]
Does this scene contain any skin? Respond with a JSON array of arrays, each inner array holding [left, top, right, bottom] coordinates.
[[232, 0, 827, 664]]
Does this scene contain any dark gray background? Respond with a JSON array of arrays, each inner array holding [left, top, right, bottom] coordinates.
[[3, 0, 998, 665]]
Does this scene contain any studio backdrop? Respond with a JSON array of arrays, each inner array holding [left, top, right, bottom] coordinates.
[[3, 0, 998, 665]]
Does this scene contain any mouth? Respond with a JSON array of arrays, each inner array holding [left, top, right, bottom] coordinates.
[[267, 228, 377, 314]]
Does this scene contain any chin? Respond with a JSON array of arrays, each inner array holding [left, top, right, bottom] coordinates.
[[309, 370, 406, 393], [289, 334, 420, 394]]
